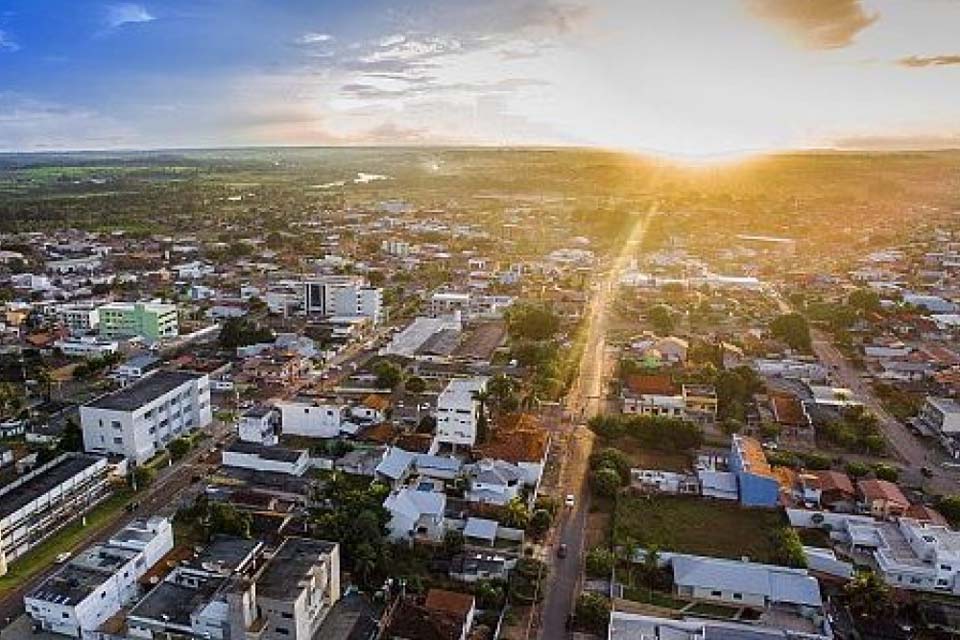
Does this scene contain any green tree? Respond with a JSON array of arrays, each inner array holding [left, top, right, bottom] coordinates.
[[873, 463, 899, 482], [405, 375, 426, 394], [845, 461, 870, 478], [372, 360, 403, 389], [528, 509, 553, 539], [585, 547, 616, 577], [506, 304, 560, 341], [646, 304, 674, 335], [770, 313, 812, 352], [443, 529, 465, 556], [848, 289, 881, 314], [591, 466, 623, 498], [844, 570, 892, 617], [938, 495, 960, 528], [575, 593, 610, 634], [502, 496, 531, 529], [168, 437, 192, 461]]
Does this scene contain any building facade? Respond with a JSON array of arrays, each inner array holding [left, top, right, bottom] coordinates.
[[435, 377, 488, 449], [97, 302, 179, 341]]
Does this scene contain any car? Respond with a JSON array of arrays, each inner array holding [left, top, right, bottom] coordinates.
[[921, 466, 934, 478], [564, 494, 575, 508], [55, 552, 71, 564], [557, 543, 568, 558]]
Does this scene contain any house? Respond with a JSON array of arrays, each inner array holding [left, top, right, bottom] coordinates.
[[449, 553, 510, 583], [80, 370, 212, 464], [671, 554, 823, 610], [905, 504, 949, 527], [25, 517, 174, 638], [682, 384, 717, 424], [221, 441, 309, 476], [729, 435, 780, 508], [54, 336, 120, 358], [374, 447, 462, 488], [858, 479, 909, 519], [434, 376, 488, 449], [813, 470, 856, 512], [608, 611, 831, 640], [238, 405, 280, 446], [385, 590, 475, 640], [278, 400, 349, 439], [475, 413, 550, 488], [383, 487, 447, 542], [631, 469, 700, 495], [464, 459, 525, 505], [919, 396, 960, 436], [423, 589, 475, 640], [621, 374, 683, 418]]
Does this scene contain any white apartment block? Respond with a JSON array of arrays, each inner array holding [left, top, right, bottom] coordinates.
[[80, 370, 212, 464], [54, 336, 119, 358], [435, 376, 488, 448], [429, 291, 514, 320], [870, 518, 960, 594], [57, 304, 99, 335], [238, 405, 279, 445], [301, 276, 383, 324], [919, 396, 960, 436], [0, 454, 111, 574], [278, 401, 348, 439], [25, 517, 174, 639]]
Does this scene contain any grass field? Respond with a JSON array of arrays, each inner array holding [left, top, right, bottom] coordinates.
[[596, 437, 692, 472], [613, 495, 785, 563], [0, 489, 132, 596]]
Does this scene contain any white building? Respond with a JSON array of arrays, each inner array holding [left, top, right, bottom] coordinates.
[[57, 304, 99, 335], [80, 370, 212, 464], [54, 336, 119, 358], [464, 459, 525, 505], [301, 276, 383, 324], [25, 517, 174, 638], [221, 442, 309, 476], [0, 454, 111, 574], [435, 376, 488, 449], [278, 401, 349, 439], [384, 488, 447, 542], [238, 405, 279, 446], [919, 396, 960, 436]]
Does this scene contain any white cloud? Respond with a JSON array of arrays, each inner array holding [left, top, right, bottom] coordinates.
[[297, 32, 333, 45], [104, 3, 156, 29], [0, 29, 20, 52]]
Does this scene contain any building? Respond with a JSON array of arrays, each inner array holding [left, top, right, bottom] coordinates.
[[80, 370, 212, 464], [97, 301, 179, 341], [729, 435, 780, 508], [0, 454, 111, 574], [919, 396, 960, 436], [858, 479, 909, 519], [221, 441, 309, 476], [813, 470, 856, 512], [54, 336, 120, 358], [434, 376, 488, 449], [58, 304, 99, 335], [25, 517, 174, 638], [113, 354, 162, 383], [238, 405, 279, 446], [608, 611, 830, 640], [671, 554, 822, 610], [383, 488, 447, 542], [621, 374, 684, 418], [464, 459, 525, 505], [682, 384, 718, 424], [278, 401, 348, 439], [301, 276, 383, 324]]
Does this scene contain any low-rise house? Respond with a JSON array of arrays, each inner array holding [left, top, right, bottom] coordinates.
[[813, 470, 856, 512], [919, 396, 960, 438], [54, 336, 119, 358], [474, 413, 549, 488], [278, 400, 349, 439], [632, 469, 700, 495], [621, 374, 684, 418], [221, 441, 309, 476], [383, 487, 447, 542], [858, 479, 909, 519], [449, 553, 510, 583], [464, 459, 525, 505], [682, 384, 717, 424]]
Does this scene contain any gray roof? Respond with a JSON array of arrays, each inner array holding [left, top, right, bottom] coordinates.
[[256, 537, 337, 600], [672, 555, 822, 607], [225, 441, 305, 463], [86, 370, 201, 412], [463, 517, 499, 542], [129, 575, 226, 626], [0, 454, 105, 520]]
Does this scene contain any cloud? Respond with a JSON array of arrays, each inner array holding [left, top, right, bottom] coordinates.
[[833, 133, 960, 150], [746, 0, 878, 49], [104, 3, 155, 29], [0, 29, 19, 52], [297, 32, 333, 45], [0, 93, 137, 150], [898, 54, 960, 68]]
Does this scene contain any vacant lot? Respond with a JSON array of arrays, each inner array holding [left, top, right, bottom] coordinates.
[[613, 496, 785, 563], [596, 437, 692, 472]]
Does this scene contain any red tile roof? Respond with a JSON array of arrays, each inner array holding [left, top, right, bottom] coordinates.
[[858, 479, 909, 507], [623, 374, 678, 396], [814, 470, 855, 496]]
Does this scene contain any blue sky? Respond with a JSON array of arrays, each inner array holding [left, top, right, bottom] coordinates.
[[2, 1, 960, 155]]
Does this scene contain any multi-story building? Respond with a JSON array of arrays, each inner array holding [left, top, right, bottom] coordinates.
[[434, 376, 488, 449], [128, 536, 340, 640], [57, 303, 100, 335], [54, 336, 120, 358], [80, 370, 212, 464], [24, 517, 173, 638], [729, 434, 780, 508], [920, 396, 960, 436], [300, 276, 383, 324], [681, 384, 718, 424], [97, 301, 179, 342], [238, 405, 279, 445], [0, 454, 111, 575]]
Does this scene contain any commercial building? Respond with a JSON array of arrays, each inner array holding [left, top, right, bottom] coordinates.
[[0, 454, 111, 574], [301, 276, 383, 325], [97, 302, 179, 342], [25, 517, 173, 638], [434, 376, 488, 449], [54, 336, 120, 358], [80, 370, 212, 464]]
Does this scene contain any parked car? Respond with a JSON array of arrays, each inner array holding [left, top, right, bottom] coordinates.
[[557, 544, 568, 559], [565, 494, 575, 508]]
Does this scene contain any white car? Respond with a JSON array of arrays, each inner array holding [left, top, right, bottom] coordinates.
[[565, 494, 576, 508], [55, 552, 72, 564]]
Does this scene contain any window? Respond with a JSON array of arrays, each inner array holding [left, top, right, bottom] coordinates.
[[711, 590, 722, 597], [62, 613, 69, 619], [733, 593, 742, 600], [281, 612, 293, 619], [274, 628, 289, 635]]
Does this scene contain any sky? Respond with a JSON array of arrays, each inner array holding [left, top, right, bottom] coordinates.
[[1, 0, 960, 157]]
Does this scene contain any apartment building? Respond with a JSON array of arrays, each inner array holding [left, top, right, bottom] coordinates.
[[277, 401, 348, 439], [25, 517, 174, 638], [128, 536, 339, 640], [0, 454, 111, 575], [97, 301, 179, 341], [57, 303, 99, 335], [80, 370, 212, 464], [54, 336, 119, 358], [920, 396, 960, 436], [301, 276, 383, 324], [435, 376, 488, 449], [238, 405, 279, 446]]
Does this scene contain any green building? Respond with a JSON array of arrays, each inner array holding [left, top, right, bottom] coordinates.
[[97, 302, 179, 341]]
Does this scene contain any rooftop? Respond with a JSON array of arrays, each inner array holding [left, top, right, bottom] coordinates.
[[0, 453, 105, 520], [256, 537, 337, 600], [86, 370, 202, 412]]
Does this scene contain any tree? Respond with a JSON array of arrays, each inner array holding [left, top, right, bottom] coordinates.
[[405, 375, 426, 394], [57, 419, 84, 453], [372, 360, 403, 389], [443, 529, 465, 556], [849, 289, 881, 314], [131, 466, 155, 491], [208, 502, 252, 538], [585, 547, 615, 577], [218, 317, 274, 350], [506, 304, 560, 341], [575, 593, 610, 634], [168, 437, 192, 461], [528, 509, 552, 539], [487, 374, 519, 415], [591, 466, 623, 498], [873, 463, 899, 482], [646, 304, 674, 335], [502, 496, 530, 529], [590, 448, 631, 484], [844, 570, 892, 617], [845, 461, 870, 478], [475, 580, 506, 610], [770, 313, 812, 352], [938, 495, 960, 528], [771, 527, 807, 568]]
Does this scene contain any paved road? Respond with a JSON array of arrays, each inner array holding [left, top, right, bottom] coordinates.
[[0, 420, 232, 628], [810, 330, 959, 492]]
